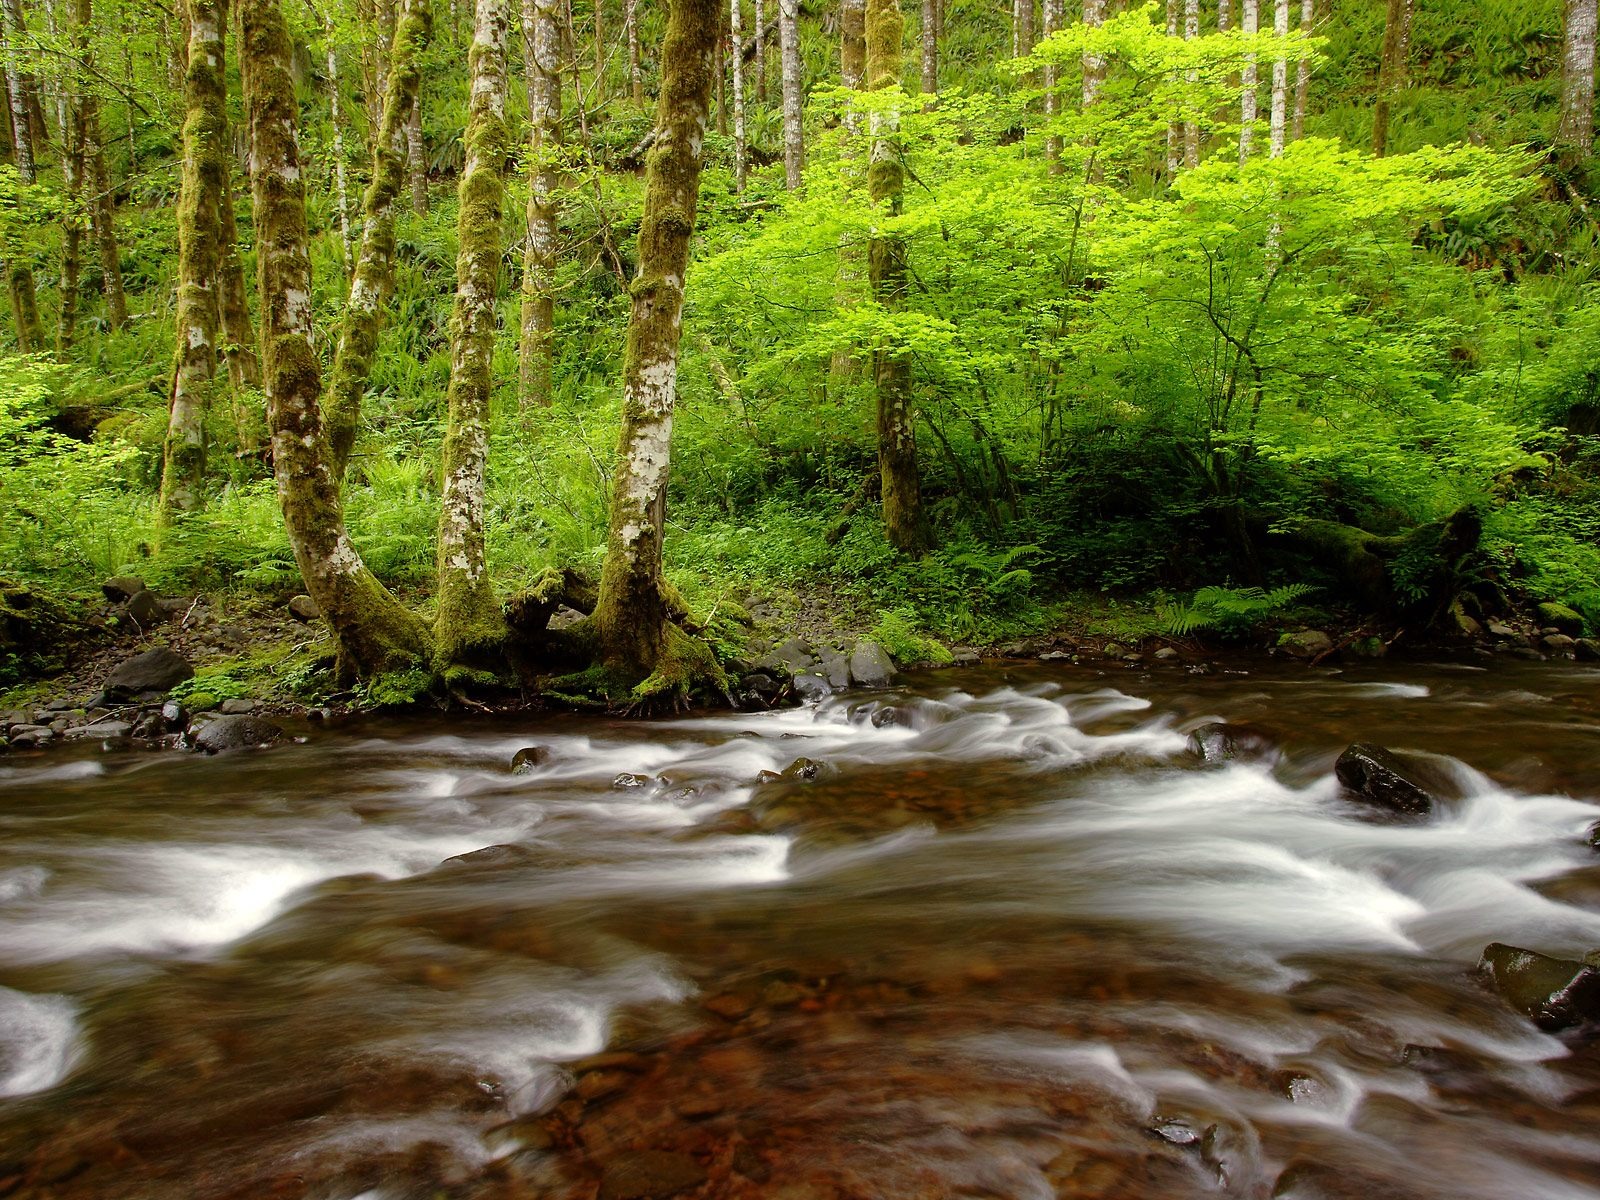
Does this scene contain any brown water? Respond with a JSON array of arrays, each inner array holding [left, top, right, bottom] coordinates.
[[4, 659, 1600, 1200]]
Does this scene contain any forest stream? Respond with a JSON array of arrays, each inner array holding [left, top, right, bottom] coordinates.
[[3, 660, 1600, 1199]]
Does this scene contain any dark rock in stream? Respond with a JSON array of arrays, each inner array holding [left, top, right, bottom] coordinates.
[[1333, 744, 1440, 817], [612, 772, 653, 790], [848, 639, 896, 686], [190, 714, 285, 753], [1186, 722, 1275, 764], [442, 844, 537, 869], [1479, 942, 1600, 1031], [511, 745, 549, 773], [780, 757, 826, 782], [102, 647, 194, 699], [1577, 638, 1600, 662]]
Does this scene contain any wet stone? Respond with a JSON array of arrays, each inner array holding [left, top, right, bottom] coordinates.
[[780, 757, 826, 782], [1334, 743, 1439, 818], [613, 773, 653, 790], [597, 1150, 707, 1200], [191, 715, 284, 754], [1151, 1119, 1202, 1146], [442, 844, 537, 869], [511, 745, 548, 773], [219, 698, 257, 715], [847, 639, 896, 686], [1479, 942, 1600, 1031], [1187, 722, 1274, 764]]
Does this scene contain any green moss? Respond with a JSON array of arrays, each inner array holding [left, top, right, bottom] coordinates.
[[358, 665, 434, 708]]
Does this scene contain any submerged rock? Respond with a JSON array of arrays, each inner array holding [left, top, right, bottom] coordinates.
[[780, 757, 826, 782], [1479, 942, 1600, 1031], [442, 844, 537, 869], [1186, 722, 1274, 764], [191, 714, 284, 753], [1333, 743, 1438, 817], [103, 647, 194, 698], [1577, 638, 1600, 662], [510, 745, 548, 773], [612, 772, 653, 790], [598, 1149, 707, 1200]]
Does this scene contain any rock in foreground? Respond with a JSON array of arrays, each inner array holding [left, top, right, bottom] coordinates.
[[103, 647, 194, 699], [1333, 743, 1439, 817], [191, 714, 284, 753], [1479, 943, 1600, 1031]]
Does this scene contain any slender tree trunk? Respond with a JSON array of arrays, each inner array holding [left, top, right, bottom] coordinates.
[[217, 169, 260, 391], [1183, 0, 1198, 167], [1269, 0, 1287, 156], [730, 0, 746, 187], [407, 92, 427, 210], [1012, 0, 1032, 58], [715, 12, 725, 132], [327, 0, 430, 477], [592, 0, 602, 87], [0, 19, 41, 350], [316, 15, 355, 267], [1043, 0, 1061, 172], [519, 0, 560, 405], [3, 0, 49, 154], [625, 0, 640, 101], [867, 0, 928, 555], [237, 0, 431, 678], [1082, 0, 1105, 108], [778, 0, 801, 188], [1218, 0, 1229, 30], [1291, 0, 1312, 140], [435, 0, 512, 672], [159, 0, 228, 522], [753, 0, 764, 101], [55, 0, 89, 356], [76, 0, 127, 340], [831, 0, 864, 378], [919, 0, 934, 94], [1239, 0, 1257, 161], [1371, 0, 1411, 158], [592, 0, 719, 678], [1165, 0, 1179, 177]]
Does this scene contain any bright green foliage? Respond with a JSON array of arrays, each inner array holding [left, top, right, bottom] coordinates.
[[1158, 584, 1318, 637]]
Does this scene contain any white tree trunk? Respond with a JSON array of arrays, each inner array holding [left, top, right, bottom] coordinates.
[[325, 37, 354, 267], [1217, 0, 1229, 30], [778, 0, 802, 188], [1269, 0, 1287, 157], [920, 0, 935, 94], [408, 98, 427, 210], [1082, 0, 1105, 108], [520, 0, 560, 404], [730, 0, 746, 186], [1292, 0, 1312, 139], [1239, 0, 1257, 161], [1165, 0, 1179, 177], [1183, 0, 1199, 167], [753, 0, 764, 101], [1560, 0, 1597, 153], [1043, 0, 1062, 172]]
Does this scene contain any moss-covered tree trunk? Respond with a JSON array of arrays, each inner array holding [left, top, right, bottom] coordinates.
[[158, 0, 228, 522], [778, 0, 801, 188], [592, 0, 719, 678], [866, 0, 929, 556], [1371, 0, 1411, 158], [327, 0, 431, 480], [518, 0, 559, 407], [238, 0, 431, 678], [1559, 0, 1596, 158], [217, 169, 260, 391], [434, 0, 511, 673]]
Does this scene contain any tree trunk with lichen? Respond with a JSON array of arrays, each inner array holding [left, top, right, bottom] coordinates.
[[591, 0, 719, 679], [1371, 0, 1411, 158], [519, 0, 559, 407], [1269, 0, 1287, 157], [867, 0, 928, 556], [1081, 0, 1104, 107], [1560, 0, 1596, 157], [1043, 0, 1061, 172], [159, 0, 228, 522], [238, 0, 431, 678], [1183, 0, 1198, 167], [1291, 0, 1312, 140], [1239, 0, 1258, 160], [71, 0, 126, 335], [55, 80, 85, 356], [327, 0, 431, 479], [919, 0, 934, 94], [1, 25, 42, 352], [730, 0, 746, 187], [217, 169, 260, 391], [434, 0, 511, 674], [778, 0, 801, 188]]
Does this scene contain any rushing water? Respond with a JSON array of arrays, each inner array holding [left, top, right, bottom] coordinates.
[[3, 658, 1600, 1199]]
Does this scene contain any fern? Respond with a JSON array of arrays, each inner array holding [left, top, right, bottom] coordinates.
[[1158, 584, 1318, 637]]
